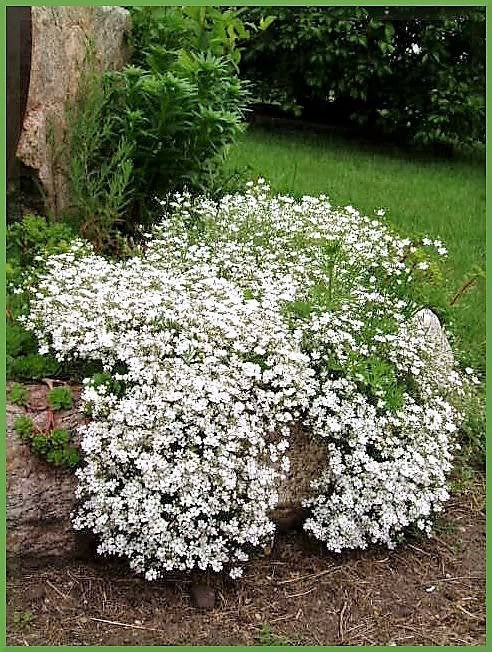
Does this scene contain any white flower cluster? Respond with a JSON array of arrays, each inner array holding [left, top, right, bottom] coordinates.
[[22, 181, 470, 578]]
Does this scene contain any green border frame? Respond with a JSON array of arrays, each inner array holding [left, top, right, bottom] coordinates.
[[1, 1, 488, 650]]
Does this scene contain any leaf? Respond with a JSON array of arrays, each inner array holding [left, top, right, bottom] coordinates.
[[259, 15, 276, 31]]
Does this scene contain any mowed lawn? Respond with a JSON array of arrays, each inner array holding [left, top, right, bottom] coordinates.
[[225, 127, 486, 373]]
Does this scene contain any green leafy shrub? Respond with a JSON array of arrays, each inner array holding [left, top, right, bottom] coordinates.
[[103, 52, 248, 224], [8, 383, 29, 407], [130, 6, 259, 69], [7, 214, 75, 271], [241, 6, 485, 148], [65, 6, 252, 236], [6, 323, 37, 359], [47, 386, 74, 411], [8, 353, 60, 381]]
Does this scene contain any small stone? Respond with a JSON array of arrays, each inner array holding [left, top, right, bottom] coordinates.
[[191, 583, 215, 610]]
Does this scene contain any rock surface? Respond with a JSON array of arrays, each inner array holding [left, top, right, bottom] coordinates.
[[412, 308, 455, 378], [6, 384, 94, 568], [16, 6, 131, 216]]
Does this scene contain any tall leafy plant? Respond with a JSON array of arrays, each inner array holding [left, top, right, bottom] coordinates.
[[103, 50, 248, 223], [66, 58, 133, 252], [65, 7, 252, 236]]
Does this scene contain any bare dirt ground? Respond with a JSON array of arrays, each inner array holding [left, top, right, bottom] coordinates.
[[7, 473, 485, 646]]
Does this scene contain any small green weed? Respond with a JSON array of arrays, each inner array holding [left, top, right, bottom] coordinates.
[[48, 386, 73, 411], [450, 465, 478, 495], [12, 610, 34, 630], [31, 429, 80, 469], [258, 624, 294, 646], [9, 383, 29, 407], [14, 416, 80, 470], [14, 415, 35, 441]]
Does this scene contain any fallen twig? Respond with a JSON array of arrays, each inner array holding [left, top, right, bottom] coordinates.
[[46, 579, 69, 601], [338, 600, 348, 640], [277, 566, 344, 585], [285, 586, 318, 599], [87, 617, 166, 633]]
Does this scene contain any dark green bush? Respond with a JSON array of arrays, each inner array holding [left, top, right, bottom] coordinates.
[[7, 353, 60, 381], [241, 6, 485, 148]]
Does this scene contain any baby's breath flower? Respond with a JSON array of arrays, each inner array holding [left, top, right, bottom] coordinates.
[[22, 181, 468, 578]]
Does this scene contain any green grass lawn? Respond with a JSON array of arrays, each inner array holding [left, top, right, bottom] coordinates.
[[225, 127, 486, 373]]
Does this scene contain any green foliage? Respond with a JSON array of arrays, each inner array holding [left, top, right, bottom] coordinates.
[[6, 323, 37, 359], [7, 352, 60, 382], [12, 610, 34, 630], [17, 420, 80, 469], [130, 6, 260, 69], [7, 214, 75, 273], [241, 6, 485, 147], [65, 53, 133, 252], [31, 428, 80, 469], [103, 52, 248, 224], [9, 383, 29, 407], [455, 388, 485, 470], [258, 624, 294, 646], [64, 6, 252, 237], [14, 415, 35, 441], [47, 386, 74, 411]]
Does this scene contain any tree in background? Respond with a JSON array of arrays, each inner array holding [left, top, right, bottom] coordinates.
[[240, 6, 485, 148]]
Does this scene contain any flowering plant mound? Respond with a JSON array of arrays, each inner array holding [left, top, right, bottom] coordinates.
[[21, 181, 475, 579]]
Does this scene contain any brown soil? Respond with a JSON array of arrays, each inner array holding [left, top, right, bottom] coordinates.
[[7, 474, 485, 646]]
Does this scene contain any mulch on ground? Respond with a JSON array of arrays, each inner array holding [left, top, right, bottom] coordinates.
[[7, 472, 485, 646]]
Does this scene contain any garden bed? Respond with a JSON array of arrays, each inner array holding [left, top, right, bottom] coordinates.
[[7, 475, 485, 645]]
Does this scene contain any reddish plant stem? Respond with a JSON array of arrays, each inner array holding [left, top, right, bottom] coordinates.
[[450, 277, 477, 306]]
